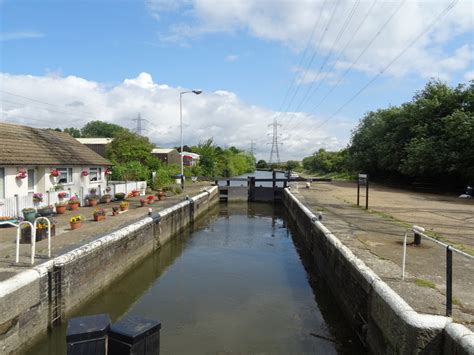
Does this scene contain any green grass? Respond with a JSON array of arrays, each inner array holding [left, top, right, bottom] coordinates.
[[414, 278, 436, 289]]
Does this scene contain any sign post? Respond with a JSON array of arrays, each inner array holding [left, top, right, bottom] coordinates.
[[357, 173, 369, 209]]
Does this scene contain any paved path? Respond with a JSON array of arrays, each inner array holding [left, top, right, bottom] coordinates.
[[293, 181, 474, 330], [0, 183, 211, 282]]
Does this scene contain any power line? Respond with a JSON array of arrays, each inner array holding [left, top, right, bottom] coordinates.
[[276, 0, 329, 115], [249, 140, 256, 156], [285, 0, 378, 131], [300, 0, 459, 134], [288, 0, 361, 120], [1, 98, 89, 122], [132, 112, 148, 136], [0, 89, 99, 117]]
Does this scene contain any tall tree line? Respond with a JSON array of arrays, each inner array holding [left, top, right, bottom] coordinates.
[[303, 80, 474, 187]]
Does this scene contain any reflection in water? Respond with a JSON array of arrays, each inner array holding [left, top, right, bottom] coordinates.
[[27, 203, 363, 354]]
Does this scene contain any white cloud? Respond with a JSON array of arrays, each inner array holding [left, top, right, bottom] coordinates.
[[225, 54, 239, 62], [464, 70, 474, 81], [0, 31, 44, 41], [0, 72, 346, 161], [147, 0, 474, 80]]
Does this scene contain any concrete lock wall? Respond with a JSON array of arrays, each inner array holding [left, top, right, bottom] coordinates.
[[0, 186, 218, 354], [283, 189, 474, 355]]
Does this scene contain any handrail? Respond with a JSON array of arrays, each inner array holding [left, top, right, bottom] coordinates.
[[35, 217, 52, 260]]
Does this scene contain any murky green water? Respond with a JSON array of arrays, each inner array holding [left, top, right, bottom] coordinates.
[[27, 203, 363, 354]]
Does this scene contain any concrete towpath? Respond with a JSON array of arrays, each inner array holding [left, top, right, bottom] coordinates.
[[0, 183, 212, 282], [292, 180, 474, 330]]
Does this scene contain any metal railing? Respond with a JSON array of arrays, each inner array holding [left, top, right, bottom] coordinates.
[[401, 225, 474, 316]]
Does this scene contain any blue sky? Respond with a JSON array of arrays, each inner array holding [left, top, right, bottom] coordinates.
[[1, 0, 473, 160]]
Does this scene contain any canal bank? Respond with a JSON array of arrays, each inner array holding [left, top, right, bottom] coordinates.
[[0, 186, 218, 354], [283, 188, 474, 354]]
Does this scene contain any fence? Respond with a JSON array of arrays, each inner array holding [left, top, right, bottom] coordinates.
[[106, 181, 147, 197], [402, 226, 474, 317]]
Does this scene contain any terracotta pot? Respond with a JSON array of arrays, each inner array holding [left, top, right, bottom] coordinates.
[[56, 205, 67, 214], [70, 221, 81, 230], [88, 199, 98, 207], [120, 206, 128, 211], [112, 211, 119, 216], [69, 203, 79, 211], [140, 202, 145, 207], [94, 215, 105, 222]]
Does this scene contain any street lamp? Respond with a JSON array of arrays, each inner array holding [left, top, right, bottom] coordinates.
[[180, 90, 202, 188]]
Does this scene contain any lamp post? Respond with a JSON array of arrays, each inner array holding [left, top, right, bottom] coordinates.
[[180, 90, 202, 189]]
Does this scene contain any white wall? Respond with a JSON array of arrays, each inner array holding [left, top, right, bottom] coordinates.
[[2, 165, 109, 200]]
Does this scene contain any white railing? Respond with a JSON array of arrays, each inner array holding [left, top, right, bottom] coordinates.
[[0, 195, 34, 218], [107, 181, 147, 197]]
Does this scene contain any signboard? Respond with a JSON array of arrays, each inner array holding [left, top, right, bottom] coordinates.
[[358, 173, 367, 185]]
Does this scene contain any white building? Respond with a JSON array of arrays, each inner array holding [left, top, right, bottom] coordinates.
[[181, 152, 200, 167], [0, 122, 112, 216]]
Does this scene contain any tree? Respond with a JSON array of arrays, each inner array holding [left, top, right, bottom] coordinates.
[[81, 120, 127, 138], [256, 160, 268, 169], [106, 130, 155, 165], [286, 160, 300, 171], [63, 127, 82, 138]]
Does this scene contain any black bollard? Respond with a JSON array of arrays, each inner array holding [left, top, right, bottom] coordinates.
[[108, 315, 161, 355], [66, 314, 111, 355]]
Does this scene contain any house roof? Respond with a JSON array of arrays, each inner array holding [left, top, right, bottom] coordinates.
[[152, 148, 176, 154], [181, 151, 200, 159], [0, 122, 112, 166], [76, 138, 113, 145]]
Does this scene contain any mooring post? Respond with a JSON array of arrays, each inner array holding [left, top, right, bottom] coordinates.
[[66, 314, 111, 355], [446, 246, 453, 317], [414, 231, 421, 245], [108, 315, 162, 355], [226, 179, 230, 186], [356, 181, 360, 206], [272, 170, 276, 189], [249, 177, 256, 202]]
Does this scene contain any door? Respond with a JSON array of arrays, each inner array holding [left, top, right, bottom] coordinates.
[[27, 169, 36, 197]]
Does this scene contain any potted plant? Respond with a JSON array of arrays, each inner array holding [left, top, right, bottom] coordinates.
[[112, 206, 119, 216], [139, 198, 146, 207], [131, 189, 140, 197], [16, 169, 27, 179], [55, 201, 68, 214], [87, 188, 98, 205], [50, 169, 60, 177], [156, 190, 166, 201], [57, 191, 68, 200], [119, 201, 129, 211], [21, 218, 56, 243], [70, 215, 82, 230], [115, 192, 125, 201], [22, 208, 36, 222], [68, 196, 80, 210], [146, 195, 155, 204], [33, 192, 43, 204], [100, 194, 112, 204], [93, 207, 106, 221], [37, 205, 54, 216]]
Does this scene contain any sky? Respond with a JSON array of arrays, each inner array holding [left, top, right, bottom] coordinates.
[[1, 0, 473, 161]]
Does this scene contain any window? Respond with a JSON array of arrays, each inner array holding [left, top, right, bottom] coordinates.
[[89, 167, 102, 182], [27, 169, 35, 191], [57, 168, 73, 184], [0, 168, 4, 199]]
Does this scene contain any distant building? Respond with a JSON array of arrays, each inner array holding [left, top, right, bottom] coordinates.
[[151, 148, 181, 165], [76, 138, 113, 158], [181, 152, 200, 167]]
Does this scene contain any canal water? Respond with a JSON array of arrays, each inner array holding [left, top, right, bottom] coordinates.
[[27, 202, 362, 354]]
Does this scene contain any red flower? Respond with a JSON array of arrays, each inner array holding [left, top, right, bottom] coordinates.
[[50, 169, 60, 177]]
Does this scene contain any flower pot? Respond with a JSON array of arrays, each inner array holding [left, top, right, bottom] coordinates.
[[140, 202, 145, 207], [69, 203, 79, 211], [38, 207, 54, 217], [70, 221, 81, 230], [158, 194, 166, 201], [102, 198, 111, 204], [56, 205, 67, 214], [88, 199, 98, 207], [23, 210, 36, 223], [21, 225, 56, 243], [112, 211, 119, 216], [94, 215, 105, 222], [120, 206, 128, 212]]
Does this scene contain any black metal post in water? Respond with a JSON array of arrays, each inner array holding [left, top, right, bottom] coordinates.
[[226, 179, 230, 186], [249, 177, 256, 202], [66, 314, 111, 355], [446, 246, 453, 317], [272, 170, 276, 189], [108, 315, 161, 355]]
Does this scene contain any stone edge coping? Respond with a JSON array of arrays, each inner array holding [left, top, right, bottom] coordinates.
[[0, 186, 218, 299], [284, 189, 474, 351]]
